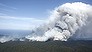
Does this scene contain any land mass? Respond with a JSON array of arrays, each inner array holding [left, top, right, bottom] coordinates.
[[0, 40, 92, 52]]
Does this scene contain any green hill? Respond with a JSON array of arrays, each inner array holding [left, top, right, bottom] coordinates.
[[0, 40, 92, 52]]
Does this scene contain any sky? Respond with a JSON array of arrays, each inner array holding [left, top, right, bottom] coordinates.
[[0, 0, 92, 30]]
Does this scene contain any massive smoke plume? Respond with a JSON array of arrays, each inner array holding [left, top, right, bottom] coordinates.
[[0, 2, 92, 43], [25, 2, 92, 41]]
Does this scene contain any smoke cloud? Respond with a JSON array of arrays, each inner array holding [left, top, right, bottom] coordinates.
[[0, 2, 92, 43], [26, 2, 92, 41], [0, 36, 13, 43]]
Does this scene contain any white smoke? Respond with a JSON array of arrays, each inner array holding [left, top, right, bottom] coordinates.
[[26, 2, 92, 41], [0, 36, 13, 43], [0, 2, 92, 43]]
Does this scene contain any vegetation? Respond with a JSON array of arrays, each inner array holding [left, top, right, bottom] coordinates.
[[0, 40, 92, 52]]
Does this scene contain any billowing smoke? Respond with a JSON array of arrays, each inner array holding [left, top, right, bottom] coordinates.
[[0, 36, 13, 43], [25, 2, 92, 41], [0, 2, 92, 43]]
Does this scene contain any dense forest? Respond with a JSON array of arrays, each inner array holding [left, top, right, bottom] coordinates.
[[0, 40, 92, 52]]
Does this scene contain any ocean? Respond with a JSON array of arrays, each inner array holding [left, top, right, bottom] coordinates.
[[0, 29, 31, 38]]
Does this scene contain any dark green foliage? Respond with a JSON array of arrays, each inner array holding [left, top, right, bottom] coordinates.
[[0, 40, 92, 52]]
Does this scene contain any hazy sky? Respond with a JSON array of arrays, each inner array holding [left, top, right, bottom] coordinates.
[[0, 0, 92, 30]]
